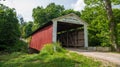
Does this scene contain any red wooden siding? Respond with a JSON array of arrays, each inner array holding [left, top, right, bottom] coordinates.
[[30, 25, 53, 50]]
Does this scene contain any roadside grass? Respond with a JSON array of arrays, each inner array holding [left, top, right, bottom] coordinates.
[[0, 44, 102, 67], [0, 52, 101, 67]]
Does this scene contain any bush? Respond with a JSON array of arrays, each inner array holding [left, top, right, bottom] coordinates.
[[40, 42, 67, 55], [40, 44, 54, 55], [5, 40, 28, 53]]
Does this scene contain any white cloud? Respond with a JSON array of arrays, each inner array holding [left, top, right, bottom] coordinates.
[[72, 0, 85, 11], [0, 0, 82, 21], [0, 0, 52, 21]]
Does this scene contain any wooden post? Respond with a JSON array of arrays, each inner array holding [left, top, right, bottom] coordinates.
[[52, 21, 57, 52], [84, 25, 88, 48], [52, 21, 57, 42]]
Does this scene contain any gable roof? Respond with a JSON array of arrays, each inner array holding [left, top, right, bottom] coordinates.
[[28, 21, 53, 37], [52, 13, 88, 25], [28, 13, 88, 37]]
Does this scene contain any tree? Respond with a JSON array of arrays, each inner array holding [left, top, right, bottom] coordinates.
[[23, 21, 33, 37], [32, 6, 46, 30], [32, 3, 64, 31], [104, 0, 117, 50], [114, 9, 120, 48], [45, 3, 64, 22], [0, 4, 20, 50], [81, 5, 110, 46], [32, 3, 81, 31], [83, 0, 120, 51], [61, 9, 81, 16]]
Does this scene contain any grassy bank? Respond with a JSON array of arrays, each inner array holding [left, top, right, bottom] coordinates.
[[0, 44, 101, 67], [0, 52, 101, 67]]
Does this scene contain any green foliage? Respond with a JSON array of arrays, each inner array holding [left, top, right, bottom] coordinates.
[[19, 22, 27, 37], [117, 23, 120, 46], [32, 3, 81, 31], [61, 9, 81, 16], [84, 0, 102, 6], [4, 40, 28, 53], [0, 4, 27, 52], [0, 4, 20, 50], [32, 3, 61, 30], [81, 0, 120, 47], [112, 0, 120, 5], [19, 20, 33, 38], [32, 3, 64, 30], [32, 6, 47, 30], [113, 9, 120, 47], [0, 52, 25, 62], [84, 0, 120, 6], [0, 51, 101, 67], [21, 21, 33, 38], [25, 21, 33, 37], [40, 43, 67, 55], [81, 6, 110, 47], [113, 9, 120, 24], [45, 3, 64, 21], [40, 44, 54, 55]]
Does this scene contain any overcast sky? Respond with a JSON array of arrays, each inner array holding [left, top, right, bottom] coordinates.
[[0, 0, 85, 22]]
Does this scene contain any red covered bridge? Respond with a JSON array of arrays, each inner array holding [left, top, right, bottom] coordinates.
[[29, 13, 88, 51]]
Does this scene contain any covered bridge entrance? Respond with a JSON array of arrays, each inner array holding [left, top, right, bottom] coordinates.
[[29, 13, 88, 51], [57, 22, 84, 47]]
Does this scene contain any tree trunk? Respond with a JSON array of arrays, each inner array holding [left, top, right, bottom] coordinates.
[[104, 0, 117, 51]]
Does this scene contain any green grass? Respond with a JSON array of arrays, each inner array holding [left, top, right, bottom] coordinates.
[[0, 43, 102, 67], [0, 52, 101, 67]]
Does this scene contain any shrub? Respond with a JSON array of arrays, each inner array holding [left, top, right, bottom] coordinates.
[[40, 44, 54, 55], [40, 42, 67, 55], [5, 40, 28, 53]]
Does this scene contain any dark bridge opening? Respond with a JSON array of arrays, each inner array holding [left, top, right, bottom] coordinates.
[[57, 21, 84, 48]]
